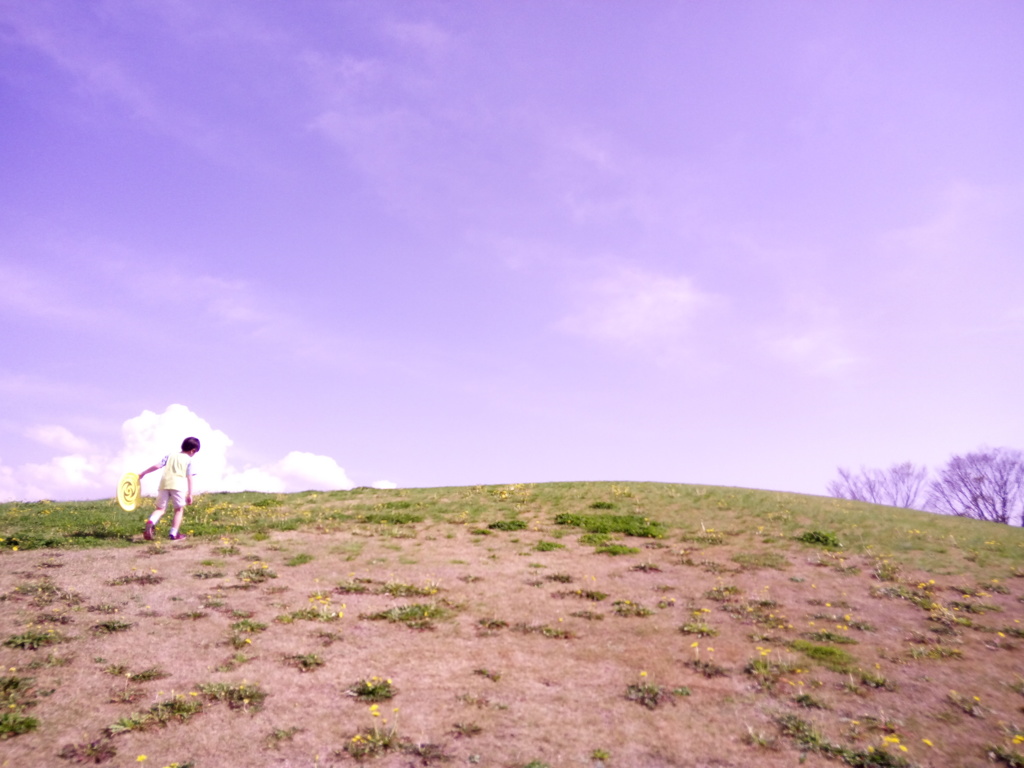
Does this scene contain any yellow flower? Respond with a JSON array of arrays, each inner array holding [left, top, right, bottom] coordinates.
[[922, 738, 933, 747], [137, 757, 147, 763]]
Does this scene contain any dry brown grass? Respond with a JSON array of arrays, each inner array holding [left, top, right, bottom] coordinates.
[[2, 502, 1023, 767]]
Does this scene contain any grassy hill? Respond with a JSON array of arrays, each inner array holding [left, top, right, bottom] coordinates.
[[2, 481, 1023, 767]]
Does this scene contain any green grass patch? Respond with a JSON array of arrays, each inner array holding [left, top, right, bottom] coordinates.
[[790, 640, 857, 672], [488, 519, 528, 531], [534, 540, 565, 551], [732, 551, 790, 570], [357, 512, 424, 525], [596, 543, 640, 556], [555, 513, 665, 538]]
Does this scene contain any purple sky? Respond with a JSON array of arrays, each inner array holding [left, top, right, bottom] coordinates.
[[2, 1, 1022, 501]]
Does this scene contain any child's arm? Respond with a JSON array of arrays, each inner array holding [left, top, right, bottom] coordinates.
[[138, 464, 162, 480], [187, 473, 194, 506]]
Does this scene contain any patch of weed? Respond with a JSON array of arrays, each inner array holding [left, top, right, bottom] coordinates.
[[4, 628, 69, 650], [795, 693, 828, 709], [775, 713, 910, 767], [511, 622, 575, 639], [266, 726, 302, 748], [230, 618, 268, 634], [908, 645, 963, 660], [199, 681, 268, 712], [488, 519, 528, 531], [57, 736, 117, 762], [745, 650, 797, 688], [679, 620, 718, 637], [108, 573, 162, 586], [705, 585, 741, 601], [732, 552, 790, 570], [174, 610, 208, 621], [91, 619, 132, 634], [284, 653, 325, 672], [612, 600, 653, 617], [348, 676, 395, 701], [236, 563, 277, 584], [0, 675, 39, 740], [362, 602, 455, 629], [553, 588, 607, 601], [335, 578, 374, 594], [797, 530, 842, 548], [805, 630, 857, 645], [688, 659, 728, 678], [626, 680, 667, 709], [107, 695, 205, 734], [380, 579, 440, 597], [476, 617, 508, 631], [451, 721, 482, 738], [343, 704, 404, 759]]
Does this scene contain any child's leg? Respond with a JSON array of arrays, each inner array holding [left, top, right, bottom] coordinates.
[[169, 504, 185, 535], [144, 492, 168, 540], [148, 491, 169, 525]]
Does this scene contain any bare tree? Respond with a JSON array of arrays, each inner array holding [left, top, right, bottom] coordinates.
[[827, 462, 929, 509], [926, 447, 1024, 525]]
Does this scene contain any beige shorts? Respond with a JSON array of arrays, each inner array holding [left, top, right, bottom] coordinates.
[[155, 489, 187, 511]]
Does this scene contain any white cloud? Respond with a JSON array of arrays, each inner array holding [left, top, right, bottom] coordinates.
[[385, 20, 453, 56], [26, 425, 91, 454], [557, 266, 720, 348], [270, 451, 354, 492], [372, 480, 398, 489], [0, 404, 364, 501], [765, 328, 860, 377]]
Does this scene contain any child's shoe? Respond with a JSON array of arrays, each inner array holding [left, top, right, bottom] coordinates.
[[143, 521, 155, 541], [168, 532, 187, 541]]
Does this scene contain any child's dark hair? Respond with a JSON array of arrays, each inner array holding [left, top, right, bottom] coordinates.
[[181, 437, 201, 453]]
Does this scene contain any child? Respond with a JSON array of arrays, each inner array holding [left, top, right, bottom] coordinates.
[[139, 436, 200, 541]]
